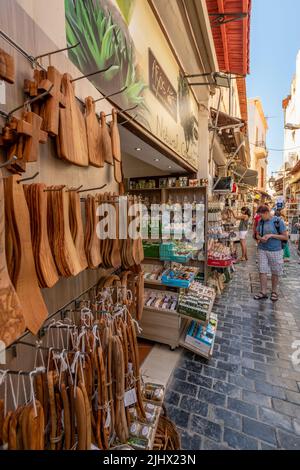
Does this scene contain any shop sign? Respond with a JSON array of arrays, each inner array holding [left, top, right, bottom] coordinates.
[[65, 0, 199, 169], [148, 48, 177, 121]]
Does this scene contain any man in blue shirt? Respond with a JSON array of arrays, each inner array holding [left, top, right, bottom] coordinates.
[[254, 205, 288, 302]]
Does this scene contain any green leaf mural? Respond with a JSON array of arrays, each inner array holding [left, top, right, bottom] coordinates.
[[65, 0, 149, 126]]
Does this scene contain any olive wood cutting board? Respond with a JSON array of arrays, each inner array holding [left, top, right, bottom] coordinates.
[[84, 195, 102, 269], [4, 175, 47, 335], [0, 174, 25, 346], [48, 187, 83, 277], [17, 111, 48, 162], [0, 48, 14, 83], [69, 191, 88, 270], [39, 66, 66, 136], [100, 112, 113, 165], [24, 184, 59, 288], [57, 73, 89, 167], [110, 108, 121, 162], [85, 97, 104, 167]]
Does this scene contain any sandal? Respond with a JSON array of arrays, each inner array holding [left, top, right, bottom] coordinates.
[[270, 292, 279, 302], [254, 292, 268, 300]]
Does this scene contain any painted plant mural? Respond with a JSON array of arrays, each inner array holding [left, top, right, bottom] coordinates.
[[65, 0, 149, 126]]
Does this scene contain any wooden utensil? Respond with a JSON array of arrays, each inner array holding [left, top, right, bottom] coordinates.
[[110, 108, 121, 162], [4, 175, 47, 334], [100, 112, 113, 165], [39, 66, 66, 136], [85, 97, 104, 167], [17, 111, 48, 162], [69, 191, 88, 271], [58, 73, 89, 166], [0, 174, 25, 346], [84, 195, 102, 269], [24, 183, 59, 288], [114, 159, 123, 184], [0, 48, 14, 83]]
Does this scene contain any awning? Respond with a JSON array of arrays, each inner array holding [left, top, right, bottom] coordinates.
[[233, 164, 258, 187], [211, 108, 246, 154], [254, 189, 272, 200], [206, 0, 252, 76]]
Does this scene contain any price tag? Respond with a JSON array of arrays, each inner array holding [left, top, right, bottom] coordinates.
[[0, 81, 5, 104], [124, 388, 137, 407], [105, 405, 111, 428]]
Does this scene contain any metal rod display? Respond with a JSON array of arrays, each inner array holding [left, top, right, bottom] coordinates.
[[34, 42, 80, 60], [0, 155, 18, 168], [71, 65, 113, 83], [8, 84, 54, 117], [66, 185, 83, 192], [17, 171, 39, 183], [105, 104, 138, 118], [78, 183, 107, 193], [93, 86, 127, 103]]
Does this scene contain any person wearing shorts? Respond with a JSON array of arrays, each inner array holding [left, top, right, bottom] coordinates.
[[231, 207, 251, 261], [254, 205, 288, 302]]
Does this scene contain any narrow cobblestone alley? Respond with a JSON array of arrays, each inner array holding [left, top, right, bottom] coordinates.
[[165, 238, 300, 450]]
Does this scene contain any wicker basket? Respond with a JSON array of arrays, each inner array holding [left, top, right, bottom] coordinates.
[[153, 415, 181, 450]]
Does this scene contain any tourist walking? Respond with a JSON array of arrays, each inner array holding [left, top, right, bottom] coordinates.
[[231, 207, 251, 261], [254, 205, 288, 302]]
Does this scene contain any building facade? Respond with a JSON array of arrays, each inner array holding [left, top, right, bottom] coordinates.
[[248, 98, 268, 191]]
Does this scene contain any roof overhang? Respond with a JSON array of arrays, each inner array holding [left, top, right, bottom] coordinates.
[[206, 0, 252, 76], [234, 164, 258, 187]]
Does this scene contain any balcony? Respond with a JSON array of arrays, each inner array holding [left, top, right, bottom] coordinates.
[[254, 141, 268, 159]]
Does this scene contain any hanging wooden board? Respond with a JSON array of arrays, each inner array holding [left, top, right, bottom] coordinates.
[[84, 195, 102, 269], [110, 108, 121, 162], [0, 174, 25, 346], [100, 112, 113, 165], [85, 97, 104, 168], [58, 73, 89, 167], [0, 48, 14, 83], [114, 159, 123, 184], [17, 111, 48, 162], [24, 184, 59, 288], [4, 175, 48, 335], [39, 66, 66, 136], [69, 191, 88, 271]]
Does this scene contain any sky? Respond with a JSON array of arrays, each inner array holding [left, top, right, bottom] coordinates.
[[247, 0, 300, 176]]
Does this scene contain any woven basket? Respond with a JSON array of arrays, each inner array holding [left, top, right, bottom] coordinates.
[[153, 415, 181, 450]]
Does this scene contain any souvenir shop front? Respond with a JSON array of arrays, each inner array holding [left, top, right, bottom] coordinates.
[[0, 0, 221, 453]]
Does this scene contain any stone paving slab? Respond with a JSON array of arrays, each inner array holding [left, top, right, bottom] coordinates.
[[164, 239, 300, 450]]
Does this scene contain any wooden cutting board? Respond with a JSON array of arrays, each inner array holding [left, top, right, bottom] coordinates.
[[69, 191, 88, 270], [17, 111, 48, 162], [4, 175, 47, 335], [84, 195, 102, 269], [114, 159, 123, 184], [49, 188, 83, 277], [39, 66, 66, 136], [85, 97, 104, 168], [0, 48, 14, 83], [100, 112, 113, 165], [58, 73, 89, 167], [0, 174, 25, 346], [110, 108, 121, 162], [24, 184, 59, 288]]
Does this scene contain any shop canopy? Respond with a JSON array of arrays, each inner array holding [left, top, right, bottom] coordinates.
[[206, 0, 252, 76], [233, 164, 258, 187]]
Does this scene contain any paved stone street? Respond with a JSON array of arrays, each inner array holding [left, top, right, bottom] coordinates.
[[165, 238, 300, 450]]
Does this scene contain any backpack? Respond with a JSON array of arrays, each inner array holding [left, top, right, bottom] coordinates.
[[259, 217, 287, 249]]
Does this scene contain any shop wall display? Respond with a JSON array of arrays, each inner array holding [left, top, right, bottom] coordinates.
[[65, 0, 199, 169]]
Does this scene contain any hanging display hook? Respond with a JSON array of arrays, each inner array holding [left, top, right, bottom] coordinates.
[[106, 104, 138, 118], [66, 185, 83, 192], [93, 86, 128, 104], [71, 65, 114, 83], [34, 42, 80, 61], [119, 113, 138, 126], [17, 171, 39, 183], [78, 183, 107, 193], [7, 84, 54, 117], [0, 155, 18, 169]]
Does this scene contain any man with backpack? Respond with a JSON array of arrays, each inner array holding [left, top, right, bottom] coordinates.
[[254, 205, 288, 302]]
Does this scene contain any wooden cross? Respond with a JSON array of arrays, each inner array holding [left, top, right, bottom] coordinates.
[[38, 66, 66, 136], [0, 48, 15, 83], [17, 111, 48, 162]]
